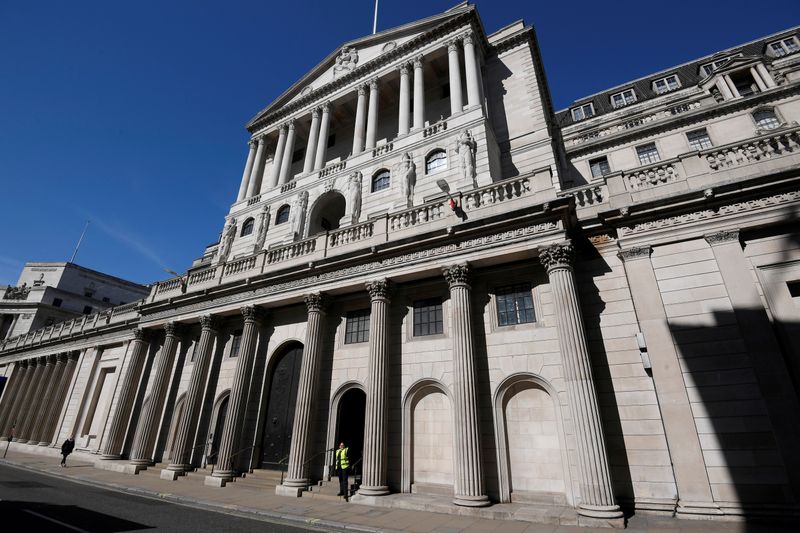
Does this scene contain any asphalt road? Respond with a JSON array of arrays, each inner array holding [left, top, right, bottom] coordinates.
[[0, 463, 323, 532]]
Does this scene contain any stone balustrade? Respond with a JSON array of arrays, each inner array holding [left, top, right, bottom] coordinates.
[[624, 160, 680, 191], [388, 201, 446, 231], [223, 256, 258, 277], [372, 142, 394, 158], [329, 220, 374, 248], [267, 237, 317, 265], [559, 183, 606, 207], [461, 175, 531, 210], [319, 161, 347, 178], [703, 126, 800, 171], [187, 266, 217, 287], [423, 120, 448, 137], [280, 181, 296, 193], [156, 277, 184, 295]]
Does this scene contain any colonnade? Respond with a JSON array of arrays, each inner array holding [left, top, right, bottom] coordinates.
[[236, 32, 483, 202]]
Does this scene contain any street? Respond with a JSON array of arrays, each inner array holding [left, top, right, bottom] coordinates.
[[0, 463, 323, 532]]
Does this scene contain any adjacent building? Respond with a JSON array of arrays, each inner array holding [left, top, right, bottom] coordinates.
[[1, 3, 799, 527]]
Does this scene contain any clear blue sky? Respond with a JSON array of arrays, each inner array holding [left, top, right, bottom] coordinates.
[[1, 1, 796, 286]]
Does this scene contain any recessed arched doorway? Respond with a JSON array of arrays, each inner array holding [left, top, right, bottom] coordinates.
[[335, 388, 366, 475], [260, 342, 304, 469], [206, 392, 229, 466], [307, 191, 346, 236]]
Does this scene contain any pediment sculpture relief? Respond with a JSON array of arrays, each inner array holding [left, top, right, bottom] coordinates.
[[334, 46, 359, 78]]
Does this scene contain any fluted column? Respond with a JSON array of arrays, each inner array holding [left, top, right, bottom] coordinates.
[[237, 141, 258, 201], [365, 79, 380, 150], [413, 56, 425, 130], [443, 264, 489, 507], [268, 126, 288, 189], [359, 280, 391, 496], [447, 39, 464, 115], [352, 86, 368, 155], [398, 63, 411, 136], [540, 243, 622, 522], [39, 352, 78, 446], [246, 137, 266, 198], [314, 103, 331, 170], [15, 357, 48, 442], [165, 316, 219, 478], [207, 306, 262, 485], [101, 329, 150, 459], [129, 323, 182, 468], [302, 109, 321, 175], [0, 361, 29, 438], [277, 293, 326, 496], [463, 33, 481, 108], [29, 355, 63, 444], [278, 120, 297, 185]]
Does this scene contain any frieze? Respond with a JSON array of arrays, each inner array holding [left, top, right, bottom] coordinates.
[[704, 229, 740, 245], [617, 246, 652, 262]]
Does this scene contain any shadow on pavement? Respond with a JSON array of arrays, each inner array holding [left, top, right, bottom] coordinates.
[[0, 500, 153, 532]]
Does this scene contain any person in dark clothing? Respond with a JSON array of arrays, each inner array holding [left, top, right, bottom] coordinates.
[[60, 436, 75, 467], [335, 441, 350, 497]]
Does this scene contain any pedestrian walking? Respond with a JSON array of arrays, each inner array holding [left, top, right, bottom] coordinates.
[[60, 436, 75, 467], [335, 441, 350, 497]]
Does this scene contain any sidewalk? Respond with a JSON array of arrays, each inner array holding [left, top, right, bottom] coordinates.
[[0, 447, 783, 532]]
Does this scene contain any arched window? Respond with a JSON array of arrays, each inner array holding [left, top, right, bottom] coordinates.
[[275, 204, 291, 225], [753, 109, 780, 130], [371, 169, 390, 192], [240, 218, 255, 237], [425, 150, 447, 175]]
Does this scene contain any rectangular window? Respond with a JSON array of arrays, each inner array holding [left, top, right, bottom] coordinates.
[[636, 143, 660, 165], [82, 306, 93, 315], [653, 75, 680, 94], [589, 156, 611, 178], [611, 89, 636, 108], [496, 284, 536, 326], [686, 128, 713, 151], [52, 298, 63, 308], [770, 37, 799, 57], [571, 103, 594, 121], [230, 329, 243, 357], [701, 58, 730, 77], [413, 297, 444, 337], [344, 309, 370, 344]]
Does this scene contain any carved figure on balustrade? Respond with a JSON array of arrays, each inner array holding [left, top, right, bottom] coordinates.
[[333, 46, 359, 78], [396, 152, 416, 208], [217, 218, 237, 264], [291, 190, 309, 241], [254, 205, 271, 253], [456, 129, 477, 188], [349, 171, 363, 224]]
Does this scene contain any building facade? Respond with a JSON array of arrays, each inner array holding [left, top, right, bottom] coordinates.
[[1, 3, 800, 527]]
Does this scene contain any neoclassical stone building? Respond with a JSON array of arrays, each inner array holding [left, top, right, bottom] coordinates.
[[2, 3, 800, 527]]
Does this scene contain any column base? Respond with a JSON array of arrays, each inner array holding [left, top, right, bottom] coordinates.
[[36, 441, 51, 447], [676, 500, 723, 518], [121, 463, 149, 475], [453, 494, 491, 508], [100, 453, 123, 460], [357, 485, 389, 497], [204, 474, 231, 487], [275, 484, 306, 497], [161, 468, 187, 481], [577, 504, 625, 529]]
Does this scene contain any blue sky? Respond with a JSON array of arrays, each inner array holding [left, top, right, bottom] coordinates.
[[1, 1, 796, 286]]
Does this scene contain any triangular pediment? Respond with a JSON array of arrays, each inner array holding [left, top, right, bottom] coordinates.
[[247, 2, 474, 130]]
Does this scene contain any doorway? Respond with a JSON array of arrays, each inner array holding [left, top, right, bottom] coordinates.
[[260, 343, 304, 469], [335, 388, 366, 475]]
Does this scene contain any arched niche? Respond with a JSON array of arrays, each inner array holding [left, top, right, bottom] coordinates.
[[307, 190, 346, 236]]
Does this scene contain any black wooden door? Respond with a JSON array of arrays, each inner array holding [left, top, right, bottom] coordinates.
[[260, 345, 303, 469]]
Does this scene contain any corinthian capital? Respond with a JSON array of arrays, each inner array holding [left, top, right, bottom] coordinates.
[[241, 305, 263, 323], [132, 328, 147, 341], [539, 243, 575, 272], [286, 119, 296, 130], [413, 55, 424, 69], [397, 62, 410, 76], [442, 263, 470, 287], [462, 32, 474, 46], [199, 315, 220, 331], [447, 38, 460, 52], [304, 293, 328, 313], [368, 78, 379, 90], [164, 322, 181, 337], [366, 279, 391, 301]]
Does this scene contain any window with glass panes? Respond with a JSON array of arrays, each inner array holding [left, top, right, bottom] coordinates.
[[589, 156, 610, 178], [345, 309, 370, 344], [753, 109, 780, 130], [230, 329, 243, 357], [611, 89, 636, 108], [686, 129, 713, 151], [413, 297, 443, 336], [425, 151, 447, 174], [276, 205, 290, 224], [701, 58, 730, 76], [571, 103, 594, 121], [372, 170, 390, 192], [496, 283, 536, 326], [770, 37, 799, 57], [653, 75, 680, 94], [636, 143, 660, 165]]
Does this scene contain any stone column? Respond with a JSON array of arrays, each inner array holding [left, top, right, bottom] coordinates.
[[237, 141, 258, 201], [749, 66, 768, 92], [442, 264, 489, 507], [413, 56, 425, 130], [30, 354, 63, 444], [268, 126, 288, 189], [206, 306, 262, 486], [365, 78, 380, 150], [398, 63, 411, 136], [15, 356, 48, 442], [715, 78, 733, 100], [129, 323, 182, 470], [101, 329, 151, 459], [302, 109, 321, 175], [277, 293, 326, 496], [0, 361, 28, 438], [463, 33, 481, 108], [724, 75, 741, 98], [352, 85, 368, 155], [447, 39, 464, 115], [165, 316, 219, 479], [314, 103, 331, 170], [39, 352, 78, 446], [246, 137, 267, 198], [540, 243, 623, 524], [755, 63, 777, 88], [278, 120, 297, 185], [358, 279, 391, 497]]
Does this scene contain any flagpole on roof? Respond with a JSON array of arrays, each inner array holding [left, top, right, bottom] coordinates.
[[69, 220, 90, 264], [373, 0, 379, 34]]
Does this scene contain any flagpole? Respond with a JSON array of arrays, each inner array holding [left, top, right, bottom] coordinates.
[[373, 0, 379, 34], [70, 220, 90, 263]]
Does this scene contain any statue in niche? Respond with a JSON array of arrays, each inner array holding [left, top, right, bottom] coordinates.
[[396, 152, 416, 208], [290, 190, 309, 241], [333, 46, 359, 78], [349, 171, 363, 224], [217, 218, 237, 264], [456, 129, 478, 188], [254, 205, 271, 252]]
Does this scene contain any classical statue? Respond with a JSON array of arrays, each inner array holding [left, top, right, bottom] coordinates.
[[397, 152, 416, 208], [217, 218, 237, 264], [456, 129, 478, 188], [254, 205, 271, 252], [348, 171, 363, 224], [4, 282, 30, 300], [290, 190, 309, 241], [333, 46, 359, 78]]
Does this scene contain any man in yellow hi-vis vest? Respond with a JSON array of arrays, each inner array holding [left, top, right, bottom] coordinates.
[[335, 441, 350, 497]]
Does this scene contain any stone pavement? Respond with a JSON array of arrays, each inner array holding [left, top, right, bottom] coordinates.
[[0, 447, 791, 532]]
